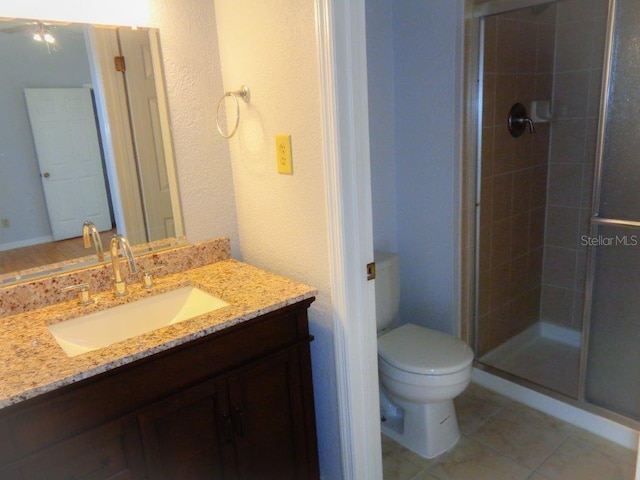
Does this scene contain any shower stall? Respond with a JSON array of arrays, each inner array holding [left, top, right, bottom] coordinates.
[[474, 0, 640, 425]]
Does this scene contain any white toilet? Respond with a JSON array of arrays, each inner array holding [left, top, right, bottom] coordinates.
[[375, 251, 474, 458]]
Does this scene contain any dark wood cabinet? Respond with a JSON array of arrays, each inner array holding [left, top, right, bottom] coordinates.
[[138, 377, 230, 479], [139, 346, 315, 480], [228, 347, 312, 480], [0, 417, 145, 480], [0, 298, 319, 480]]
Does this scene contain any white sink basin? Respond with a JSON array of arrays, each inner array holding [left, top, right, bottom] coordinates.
[[48, 286, 229, 357]]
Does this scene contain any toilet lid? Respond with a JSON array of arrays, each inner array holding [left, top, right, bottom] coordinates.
[[378, 323, 474, 375]]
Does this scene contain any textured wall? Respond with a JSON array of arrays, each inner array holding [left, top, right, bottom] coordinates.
[[366, 0, 465, 336], [392, 0, 464, 335], [366, 0, 398, 254], [0, 0, 151, 25], [212, 1, 340, 478], [149, 0, 240, 255]]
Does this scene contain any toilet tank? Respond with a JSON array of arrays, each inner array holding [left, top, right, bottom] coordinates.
[[374, 251, 400, 332]]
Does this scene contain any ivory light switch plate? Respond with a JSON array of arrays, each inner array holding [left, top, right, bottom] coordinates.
[[275, 134, 293, 175]]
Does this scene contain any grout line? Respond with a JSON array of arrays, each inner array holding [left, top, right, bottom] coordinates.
[[532, 432, 573, 475], [459, 433, 538, 475]]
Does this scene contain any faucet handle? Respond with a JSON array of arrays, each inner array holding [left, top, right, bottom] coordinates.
[[62, 283, 92, 306], [141, 264, 166, 290]]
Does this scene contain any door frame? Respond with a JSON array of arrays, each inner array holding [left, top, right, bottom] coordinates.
[[85, 25, 147, 244], [316, 0, 382, 478]]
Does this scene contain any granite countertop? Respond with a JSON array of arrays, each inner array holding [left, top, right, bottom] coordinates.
[[0, 259, 316, 409]]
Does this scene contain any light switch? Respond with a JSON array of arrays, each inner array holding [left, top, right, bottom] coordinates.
[[275, 134, 293, 175]]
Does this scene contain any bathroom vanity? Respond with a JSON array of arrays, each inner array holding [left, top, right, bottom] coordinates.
[[0, 244, 320, 479]]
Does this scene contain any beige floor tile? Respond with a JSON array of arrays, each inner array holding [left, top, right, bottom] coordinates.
[[382, 433, 402, 456], [527, 474, 553, 480], [411, 472, 441, 480], [383, 456, 425, 480], [469, 402, 574, 469], [426, 436, 533, 480], [382, 434, 434, 469], [455, 383, 512, 435], [382, 435, 432, 480], [383, 383, 638, 480], [570, 427, 637, 467], [537, 437, 635, 480]]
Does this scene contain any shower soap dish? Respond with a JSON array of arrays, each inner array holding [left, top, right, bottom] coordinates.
[[530, 100, 552, 122]]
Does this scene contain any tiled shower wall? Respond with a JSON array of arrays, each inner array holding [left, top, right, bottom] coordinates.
[[539, 0, 608, 332], [477, 6, 556, 355]]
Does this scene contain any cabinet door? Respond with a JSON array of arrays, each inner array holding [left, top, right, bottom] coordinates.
[[138, 378, 235, 480], [228, 347, 311, 480], [9, 417, 144, 480], [0, 465, 21, 480]]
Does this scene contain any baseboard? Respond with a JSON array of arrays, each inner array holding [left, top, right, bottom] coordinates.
[[472, 367, 638, 450], [0, 235, 53, 252]]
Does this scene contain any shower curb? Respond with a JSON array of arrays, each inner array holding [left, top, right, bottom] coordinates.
[[472, 367, 638, 450]]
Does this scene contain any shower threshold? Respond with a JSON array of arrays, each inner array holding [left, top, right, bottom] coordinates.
[[479, 321, 581, 398]]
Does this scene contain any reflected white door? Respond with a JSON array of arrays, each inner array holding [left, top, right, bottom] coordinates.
[[25, 88, 111, 240], [119, 29, 175, 241]]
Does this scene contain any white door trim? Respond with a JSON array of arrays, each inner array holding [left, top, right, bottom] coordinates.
[[149, 30, 184, 240], [315, 0, 382, 478], [85, 26, 147, 244]]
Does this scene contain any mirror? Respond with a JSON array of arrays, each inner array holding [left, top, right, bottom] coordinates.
[[0, 19, 185, 285]]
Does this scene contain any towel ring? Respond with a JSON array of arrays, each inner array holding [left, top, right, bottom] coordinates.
[[216, 85, 250, 138]]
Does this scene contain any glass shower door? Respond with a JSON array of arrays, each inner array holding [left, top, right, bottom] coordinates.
[[474, 0, 609, 400], [584, 0, 640, 421]]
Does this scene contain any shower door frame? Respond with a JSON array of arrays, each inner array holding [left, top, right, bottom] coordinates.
[[471, 5, 568, 400], [575, 0, 617, 411]]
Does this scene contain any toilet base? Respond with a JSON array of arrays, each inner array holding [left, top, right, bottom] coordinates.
[[381, 394, 461, 459]]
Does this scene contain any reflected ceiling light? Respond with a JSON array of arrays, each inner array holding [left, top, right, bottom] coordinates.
[[32, 22, 55, 44]]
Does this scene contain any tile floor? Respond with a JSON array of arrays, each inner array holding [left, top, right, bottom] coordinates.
[[382, 383, 637, 480]]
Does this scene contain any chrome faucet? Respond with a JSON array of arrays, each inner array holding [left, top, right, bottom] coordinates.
[[82, 221, 104, 261], [110, 234, 137, 296]]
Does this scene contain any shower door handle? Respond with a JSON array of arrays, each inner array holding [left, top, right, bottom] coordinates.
[[508, 103, 536, 137], [590, 216, 640, 229]]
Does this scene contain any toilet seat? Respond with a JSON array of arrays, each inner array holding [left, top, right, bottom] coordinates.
[[378, 323, 474, 376]]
